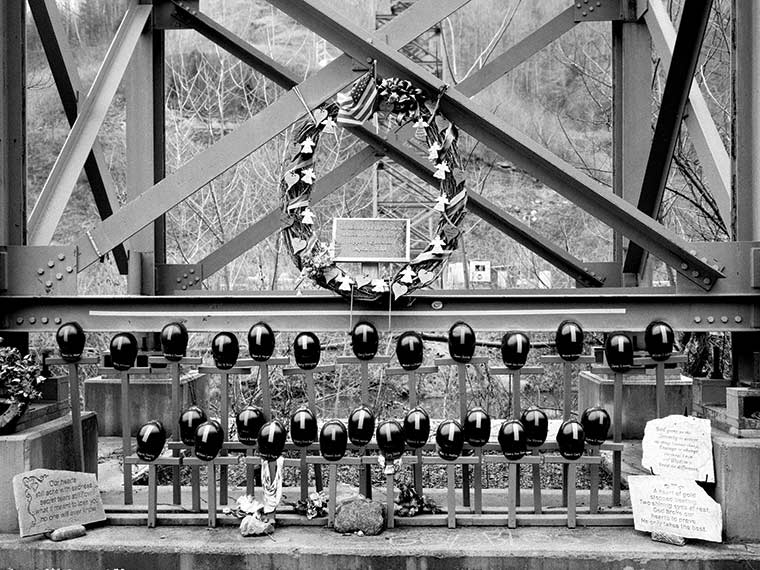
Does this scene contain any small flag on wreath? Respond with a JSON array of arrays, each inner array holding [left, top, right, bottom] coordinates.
[[336, 71, 378, 126]]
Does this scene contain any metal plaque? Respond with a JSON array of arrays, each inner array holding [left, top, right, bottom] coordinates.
[[332, 218, 410, 263]]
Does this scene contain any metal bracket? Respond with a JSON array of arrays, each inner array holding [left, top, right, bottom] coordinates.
[[675, 242, 758, 295], [574, 262, 618, 288], [0, 246, 78, 296], [0, 251, 6, 292], [635, 0, 649, 20], [574, 0, 637, 22], [155, 263, 204, 295], [154, 0, 200, 29], [752, 248, 760, 289]]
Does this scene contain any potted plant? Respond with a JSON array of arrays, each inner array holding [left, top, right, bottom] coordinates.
[[0, 347, 46, 435]]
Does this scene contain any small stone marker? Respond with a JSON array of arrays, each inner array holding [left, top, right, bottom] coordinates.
[[12, 469, 105, 537], [629, 476, 722, 542], [641, 415, 714, 482]]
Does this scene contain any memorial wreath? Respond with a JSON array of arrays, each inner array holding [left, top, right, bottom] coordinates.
[[280, 65, 467, 304]]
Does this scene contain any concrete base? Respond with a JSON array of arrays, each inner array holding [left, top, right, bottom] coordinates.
[[85, 372, 209, 436], [1, 525, 757, 569], [579, 371, 692, 438], [0, 412, 98, 533], [712, 428, 760, 541]]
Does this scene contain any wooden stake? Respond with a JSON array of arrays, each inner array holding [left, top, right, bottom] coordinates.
[[170, 362, 181, 505], [474, 448, 482, 514], [508, 462, 517, 528], [589, 446, 599, 514], [207, 463, 217, 528], [386, 470, 395, 529], [457, 363, 470, 508], [220, 370, 229, 506], [447, 463, 456, 529], [567, 462, 577, 529], [328, 464, 338, 528], [120, 371, 132, 504], [512, 369, 522, 509], [655, 362, 665, 418], [66, 363, 85, 472], [532, 448, 542, 514], [259, 362, 272, 417], [147, 463, 157, 528], [613, 371, 623, 506], [191, 465, 201, 512], [246, 450, 255, 496]]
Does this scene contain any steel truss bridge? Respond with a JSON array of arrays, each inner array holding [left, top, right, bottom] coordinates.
[[0, 0, 758, 379]]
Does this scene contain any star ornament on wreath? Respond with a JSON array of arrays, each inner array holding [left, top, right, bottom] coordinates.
[[280, 67, 467, 304]]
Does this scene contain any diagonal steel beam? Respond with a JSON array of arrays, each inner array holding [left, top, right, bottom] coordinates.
[[186, 4, 599, 284], [74, 0, 471, 271], [27, 3, 152, 246], [352, 127, 605, 287], [28, 0, 128, 273], [644, 0, 730, 227], [456, 5, 577, 97], [624, 0, 715, 275], [199, 146, 380, 276], [268, 0, 724, 290]]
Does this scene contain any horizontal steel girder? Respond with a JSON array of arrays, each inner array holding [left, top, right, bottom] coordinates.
[[27, 3, 152, 246], [1, 290, 756, 333], [73, 0, 471, 271], [267, 0, 725, 291]]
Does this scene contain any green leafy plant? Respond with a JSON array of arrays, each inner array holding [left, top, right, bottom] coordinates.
[[0, 347, 46, 433]]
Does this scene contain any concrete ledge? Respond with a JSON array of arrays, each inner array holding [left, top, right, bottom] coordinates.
[[1, 525, 757, 569], [712, 428, 760, 541], [0, 412, 98, 533]]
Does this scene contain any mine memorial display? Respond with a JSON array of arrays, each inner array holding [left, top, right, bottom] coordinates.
[[6, 0, 760, 556], [8, 316, 694, 533]]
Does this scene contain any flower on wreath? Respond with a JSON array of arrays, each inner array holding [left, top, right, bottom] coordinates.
[[300, 242, 334, 282], [279, 74, 466, 304]]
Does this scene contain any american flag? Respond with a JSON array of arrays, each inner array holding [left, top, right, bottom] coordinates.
[[336, 71, 377, 126]]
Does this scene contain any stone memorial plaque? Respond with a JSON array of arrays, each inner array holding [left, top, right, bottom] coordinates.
[[629, 475, 722, 542], [12, 469, 105, 537], [641, 415, 714, 482], [332, 218, 410, 263]]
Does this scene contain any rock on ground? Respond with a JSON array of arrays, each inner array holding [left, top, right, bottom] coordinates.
[[334, 495, 385, 535]]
